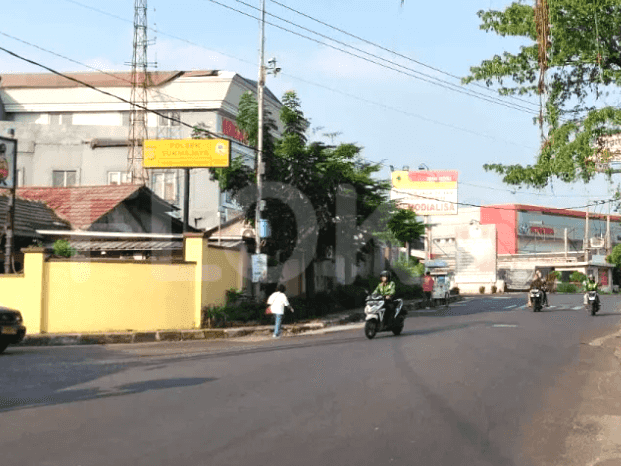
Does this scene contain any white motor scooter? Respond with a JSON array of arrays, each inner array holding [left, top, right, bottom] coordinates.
[[364, 292, 405, 339]]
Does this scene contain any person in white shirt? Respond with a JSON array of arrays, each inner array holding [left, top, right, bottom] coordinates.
[[267, 284, 293, 338]]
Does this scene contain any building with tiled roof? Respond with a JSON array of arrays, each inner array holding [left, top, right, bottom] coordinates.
[[0, 70, 282, 230], [16, 185, 187, 233]]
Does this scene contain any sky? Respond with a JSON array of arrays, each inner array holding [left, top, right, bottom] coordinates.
[[1, 0, 618, 216]]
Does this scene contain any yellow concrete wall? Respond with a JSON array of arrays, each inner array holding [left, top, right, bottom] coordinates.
[[201, 246, 242, 308], [0, 250, 45, 334], [45, 260, 196, 333], [184, 236, 243, 318]]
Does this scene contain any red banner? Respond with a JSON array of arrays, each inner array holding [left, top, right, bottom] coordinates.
[[222, 118, 247, 143]]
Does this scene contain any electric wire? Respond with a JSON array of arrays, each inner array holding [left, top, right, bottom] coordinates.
[[202, 0, 540, 115], [0, 45, 263, 164], [267, 0, 541, 111], [57, 0, 540, 150], [226, 0, 540, 114], [390, 187, 617, 213]]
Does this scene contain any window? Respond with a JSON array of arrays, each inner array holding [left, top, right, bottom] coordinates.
[[108, 171, 132, 185], [152, 172, 178, 203], [52, 170, 77, 187], [49, 113, 73, 125], [16, 169, 24, 187], [158, 111, 180, 127]]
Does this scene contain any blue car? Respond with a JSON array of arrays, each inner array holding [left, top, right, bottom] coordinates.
[[0, 307, 26, 354]]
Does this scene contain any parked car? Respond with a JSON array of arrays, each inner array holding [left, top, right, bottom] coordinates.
[[0, 307, 26, 354]]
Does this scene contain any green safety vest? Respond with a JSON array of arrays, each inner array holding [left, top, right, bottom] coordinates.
[[374, 281, 395, 297]]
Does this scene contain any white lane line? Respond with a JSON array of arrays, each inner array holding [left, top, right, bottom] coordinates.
[[572, 306, 583, 310], [493, 324, 518, 328], [504, 305, 518, 309], [547, 305, 557, 309]]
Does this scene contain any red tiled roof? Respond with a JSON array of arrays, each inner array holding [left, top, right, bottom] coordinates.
[[16, 185, 141, 230], [0, 71, 216, 89]]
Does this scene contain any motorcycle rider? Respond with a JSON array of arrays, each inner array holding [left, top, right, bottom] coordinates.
[[582, 274, 600, 307], [373, 270, 396, 327], [528, 270, 548, 307]]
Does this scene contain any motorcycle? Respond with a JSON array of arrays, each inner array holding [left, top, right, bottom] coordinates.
[[586, 291, 600, 316], [364, 292, 405, 339], [529, 288, 543, 312]]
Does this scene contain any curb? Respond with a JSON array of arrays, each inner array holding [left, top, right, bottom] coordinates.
[[15, 295, 464, 348]]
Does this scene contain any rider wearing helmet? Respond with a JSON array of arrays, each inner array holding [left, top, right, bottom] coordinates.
[[528, 270, 549, 307], [374, 270, 396, 326], [582, 274, 600, 306]]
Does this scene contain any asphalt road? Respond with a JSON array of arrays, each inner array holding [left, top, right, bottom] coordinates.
[[1, 293, 620, 466]]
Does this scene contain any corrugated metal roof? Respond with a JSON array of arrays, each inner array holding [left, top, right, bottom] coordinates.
[[70, 240, 182, 251]]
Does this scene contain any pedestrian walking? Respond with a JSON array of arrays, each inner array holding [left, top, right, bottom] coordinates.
[[422, 271, 435, 308], [267, 284, 293, 338]]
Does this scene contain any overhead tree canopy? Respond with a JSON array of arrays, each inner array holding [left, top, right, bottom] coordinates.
[[463, 0, 621, 188]]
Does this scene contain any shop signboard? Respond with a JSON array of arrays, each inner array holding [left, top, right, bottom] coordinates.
[[390, 170, 458, 215]]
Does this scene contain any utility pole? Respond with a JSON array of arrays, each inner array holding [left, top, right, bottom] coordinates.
[[585, 205, 590, 262], [1, 131, 17, 274], [255, 0, 266, 257]]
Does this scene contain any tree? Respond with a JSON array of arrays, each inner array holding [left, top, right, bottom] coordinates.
[[387, 207, 425, 259], [607, 243, 621, 268], [203, 91, 390, 294], [464, 0, 621, 188]]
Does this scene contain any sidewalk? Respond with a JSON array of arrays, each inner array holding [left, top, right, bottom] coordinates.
[[16, 295, 464, 347]]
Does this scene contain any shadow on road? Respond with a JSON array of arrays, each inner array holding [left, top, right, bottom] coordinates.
[[0, 377, 216, 413]]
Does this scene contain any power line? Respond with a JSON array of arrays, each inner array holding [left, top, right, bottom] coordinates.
[[457, 181, 612, 199], [57, 0, 539, 150], [390, 187, 616, 212], [226, 0, 540, 114], [202, 0, 540, 116], [268, 0, 541, 110], [0, 46, 262, 160]]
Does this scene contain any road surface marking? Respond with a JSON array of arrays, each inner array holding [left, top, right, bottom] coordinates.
[[504, 305, 518, 309], [572, 306, 583, 310], [493, 324, 518, 328]]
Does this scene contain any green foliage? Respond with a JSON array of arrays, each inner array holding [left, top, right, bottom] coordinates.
[[205, 90, 390, 272], [465, 0, 621, 188], [549, 271, 561, 280], [570, 271, 587, 283], [387, 208, 424, 246], [491, 285, 498, 294], [607, 243, 621, 268], [479, 286, 486, 294], [393, 256, 424, 278], [53, 239, 76, 258], [556, 282, 578, 293]]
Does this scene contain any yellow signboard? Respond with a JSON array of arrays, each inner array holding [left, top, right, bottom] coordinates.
[[143, 139, 231, 168]]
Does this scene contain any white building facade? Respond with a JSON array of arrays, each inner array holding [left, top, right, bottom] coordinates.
[[0, 70, 282, 230]]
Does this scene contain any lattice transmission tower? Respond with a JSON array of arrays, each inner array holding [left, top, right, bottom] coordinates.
[[127, 0, 151, 185]]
